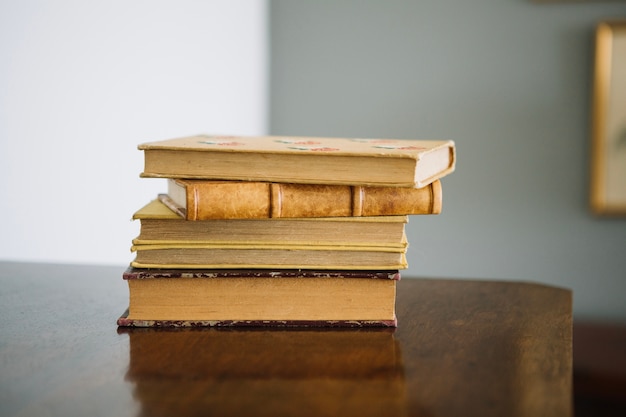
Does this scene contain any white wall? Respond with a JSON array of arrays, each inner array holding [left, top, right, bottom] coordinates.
[[0, 1, 268, 265], [269, 0, 626, 321]]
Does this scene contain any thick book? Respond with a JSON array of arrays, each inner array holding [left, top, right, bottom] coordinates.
[[117, 268, 400, 327], [130, 242, 407, 270], [133, 199, 408, 248], [138, 135, 456, 187], [164, 178, 442, 220]]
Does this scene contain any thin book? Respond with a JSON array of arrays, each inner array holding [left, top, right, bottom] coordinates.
[[163, 178, 442, 220], [133, 199, 408, 248]]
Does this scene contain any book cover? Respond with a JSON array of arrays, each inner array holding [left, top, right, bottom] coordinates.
[[133, 199, 408, 248], [165, 178, 442, 220], [117, 268, 400, 327], [139, 135, 455, 187]]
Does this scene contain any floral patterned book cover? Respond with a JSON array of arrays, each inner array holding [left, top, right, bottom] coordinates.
[[138, 135, 456, 187]]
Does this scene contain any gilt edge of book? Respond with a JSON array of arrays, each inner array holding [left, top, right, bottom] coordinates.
[[122, 266, 401, 281]]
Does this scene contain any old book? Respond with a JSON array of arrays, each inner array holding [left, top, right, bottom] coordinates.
[[117, 268, 400, 327], [133, 199, 408, 248], [139, 135, 455, 187], [130, 242, 407, 270], [164, 178, 442, 220]]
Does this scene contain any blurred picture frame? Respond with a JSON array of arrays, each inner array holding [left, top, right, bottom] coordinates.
[[590, 20, 626, 216]]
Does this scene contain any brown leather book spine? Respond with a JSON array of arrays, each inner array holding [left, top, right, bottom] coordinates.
[[270, 183, 354, 217], [189, 181, 271, 220], [176, 179, 441, 219], [361, 179, 442, 216]]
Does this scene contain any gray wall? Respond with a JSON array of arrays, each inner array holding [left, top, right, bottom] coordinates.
[[269, 0, 626, 321]]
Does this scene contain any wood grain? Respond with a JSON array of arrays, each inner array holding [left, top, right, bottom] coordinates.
[[0, 262, 572, 417]]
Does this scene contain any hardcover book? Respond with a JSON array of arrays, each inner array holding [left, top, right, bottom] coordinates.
[[133, 199, 408, 248], [129, 242, 408, 270], [138, 135, 456, 187], [117, 268, 400, 327], [164, 178, 442, 220]]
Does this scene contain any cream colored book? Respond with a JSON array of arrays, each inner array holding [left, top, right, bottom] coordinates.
[[133, 199, 408, 248], [130, 242, 408, 270], [118, 268, 400, 326], [139, 135, 456, 187]]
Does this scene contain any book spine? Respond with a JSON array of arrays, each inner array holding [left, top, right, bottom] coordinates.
[[180, 180, 441, 220]]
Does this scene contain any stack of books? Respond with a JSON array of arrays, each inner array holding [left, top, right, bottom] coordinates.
[[117, 135, 455, 327]]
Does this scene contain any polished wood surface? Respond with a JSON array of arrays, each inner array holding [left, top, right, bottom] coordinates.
[[0, 262, 573, 417]]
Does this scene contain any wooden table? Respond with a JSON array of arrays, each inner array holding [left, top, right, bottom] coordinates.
[[0, 262, 572, 417]]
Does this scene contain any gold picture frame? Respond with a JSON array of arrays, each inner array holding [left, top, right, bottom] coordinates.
[[590, 20, 626, 215]]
